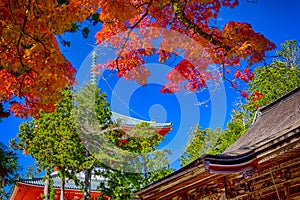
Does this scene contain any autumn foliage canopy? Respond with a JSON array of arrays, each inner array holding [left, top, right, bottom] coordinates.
[[0, 0, 275, 117]]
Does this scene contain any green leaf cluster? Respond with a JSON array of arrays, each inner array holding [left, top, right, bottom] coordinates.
[[98, 123, 173, 200], [0, 142, 20, 199], [12, 90, 90, 173], [11, 84, 112, 198], [11, 83, 173, 199], [180, 126, 222, 166], [245, 41, 300, 112], [180, 40, 300, 167]]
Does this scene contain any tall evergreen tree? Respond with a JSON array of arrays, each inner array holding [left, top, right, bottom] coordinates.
[[73, 83, 113, 200], [0, 142, 20, 199], [180, 126, 223, 166], [11, 84, 111, 199], [98, 122, 173, 200]]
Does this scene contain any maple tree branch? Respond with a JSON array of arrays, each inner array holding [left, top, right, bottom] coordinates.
[[7, 0, 27, 69], [222, 76, 242, 92], [130, 0, 153, 30], [13, 1, 47, 62], [220, 63, 244, 94], [0, 45, 13, 55], [16, 0, 32, 69], [115, 0, 153, 71], [22, 31, 50, 55], [171, 0, 272, 70], [133, 2, 150, 9], [18, 74, 27, 96], [16, 40, 26, 70], [13, 0, 39, 98], [170, 0, 230, 51], [8, 0, 17, 24]]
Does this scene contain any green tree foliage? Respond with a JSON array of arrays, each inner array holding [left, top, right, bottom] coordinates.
[[0, 142, 20, 199], [11, 84, 173, 200], [246, 40, 300, 112], [98, 168, 145, 200], [128, 123, 173, 186], [73, 83, 113, 200], [180, 126, 223, 166], [11, 85, 112, 199], [216, 108, 250, 152], [98, 122, 173, 200], [11, 89, 89, 199], [180, 40, 300, 167]]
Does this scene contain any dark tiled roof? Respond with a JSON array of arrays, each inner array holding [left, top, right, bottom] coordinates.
[[20, 172, 103, 191], [203, 87, 300, 170], [135, 87, 300, 199], [201, 87, 300, 178], [202, 87, 300, 175], [224, 87, 300, 155]]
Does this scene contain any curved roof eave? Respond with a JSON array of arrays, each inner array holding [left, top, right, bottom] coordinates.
[[111, 111, 173, 128]]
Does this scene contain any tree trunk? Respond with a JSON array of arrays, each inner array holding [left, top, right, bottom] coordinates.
[[84, 149, 91, 200], [60, 174, 65, 200], [84, 168, 91, 200], [142, 155, 149, 180], [43, 169, 50, 200]]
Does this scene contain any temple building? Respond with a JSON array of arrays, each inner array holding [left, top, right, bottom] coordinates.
[[135, 87, 300, 200], [9, 112, 172, 200], [9, 50, 173, 199], [9, 171, 103, 200], [111, 112, 172, 136]]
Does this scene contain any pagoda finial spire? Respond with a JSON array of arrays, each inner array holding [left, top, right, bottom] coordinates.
[[90, 51, 97, 85]]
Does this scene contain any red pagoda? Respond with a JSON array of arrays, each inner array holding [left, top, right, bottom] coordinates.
[[9, 171, 103, 200]]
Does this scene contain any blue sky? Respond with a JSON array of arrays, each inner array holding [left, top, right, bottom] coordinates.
[[1, 0, 300, 176]]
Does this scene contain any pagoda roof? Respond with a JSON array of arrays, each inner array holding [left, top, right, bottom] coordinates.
[[16, 171, 103, 191], [10, 171, 104, 200], [10, 112, 172, 199], [111, 111, 172, 128]]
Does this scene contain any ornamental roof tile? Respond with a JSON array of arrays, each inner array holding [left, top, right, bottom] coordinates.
[[19, 171, 103, 191]]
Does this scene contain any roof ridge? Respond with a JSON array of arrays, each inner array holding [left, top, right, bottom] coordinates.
[[260, 86, 300, 113], [111, 111, 172, 127], [19, 172, 103, 190]]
